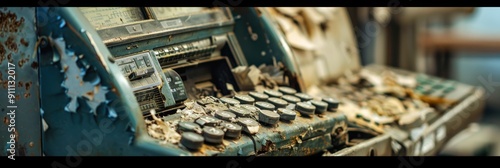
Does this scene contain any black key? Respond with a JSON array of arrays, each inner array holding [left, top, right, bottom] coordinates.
[[237, 118, 260, 135], [180, 132, 204, 151], [296, 102, 315, 117], [282, 95, 301, 104], [220, 97, 240, 106], [203, 126, 224, 144], [255, 101, 276, 111], [310, 100, 328, 114], [229, 106, 251, 117], [215, 110, 237, 121], [268, 97, 288, 109], [322, 97, 340, 111], [264, 89, 283, 98], [295, 93, 313, 102], [221, 122, 242, 139], [278, 87, 297, 95], [177, 121, 202, 134], [195, 115, 221, 127], [249, 92, 269, 101], [234, 94, 255, 104]]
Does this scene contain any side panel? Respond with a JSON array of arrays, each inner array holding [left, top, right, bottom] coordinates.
[[0, 7, 42, 157]]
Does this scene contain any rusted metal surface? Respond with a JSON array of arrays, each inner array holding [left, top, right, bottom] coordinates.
[[38, 7, 147, 156], [0, 7, 42, 157], [264, 134, 333, 156]]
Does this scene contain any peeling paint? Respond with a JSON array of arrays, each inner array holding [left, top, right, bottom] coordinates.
[[25, 81, 31, 91], [6, 36, 17, 53], [50, 36, 108, 114]]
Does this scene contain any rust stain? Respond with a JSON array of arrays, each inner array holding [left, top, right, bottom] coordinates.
[[85, 91, 94, 100], [15, 94, 20, 101], [30, 61, 38, 69], [2, 80, 8, 89], [0, 71, 2, 80], [20, 38, 28, 47], [7, 53, 12, 62], [0, 43, 5, 62], [18, 81, 23, 87], [25, 81, 31, 91], [24, 92, 30, 98], [0, 11, 25, 33], [5, 36, 17, 53], [18, 58, 28, 67], [3, 116, 7, 125], [62, 65, 68, 72]]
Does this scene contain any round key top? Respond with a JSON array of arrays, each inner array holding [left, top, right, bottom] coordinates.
[[177, 122, 202, 134], [322, 97, 339, 111], [264, 89, 283, 98], [249, 92, 269, 101], [277, 108, 296, 121], [220, 97, 240, 106], [268, 97, 288, 109], [296, 102, 316, 116], [229, 106, 251, 117], [180, 132, 204, 151], [234, 94, 255, 104], [282, 95, 301, 104], [310, 100, 328, 114], [258, 110, 280, 125], [237, 118, 260, 135], [203, 126, 224, 144], [295, 93, 313, 102], [221, 122, 242, 139], [195, 115, 221, 127], [255, 101, 276, 111], [215, 110, 236, 121], [278, 87, 297, 95]]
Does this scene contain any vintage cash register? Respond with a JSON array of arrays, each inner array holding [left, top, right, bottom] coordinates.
[[34, 7, 347, 156]]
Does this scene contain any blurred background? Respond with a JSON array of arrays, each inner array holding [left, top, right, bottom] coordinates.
[[347, 7, 500, 156]]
